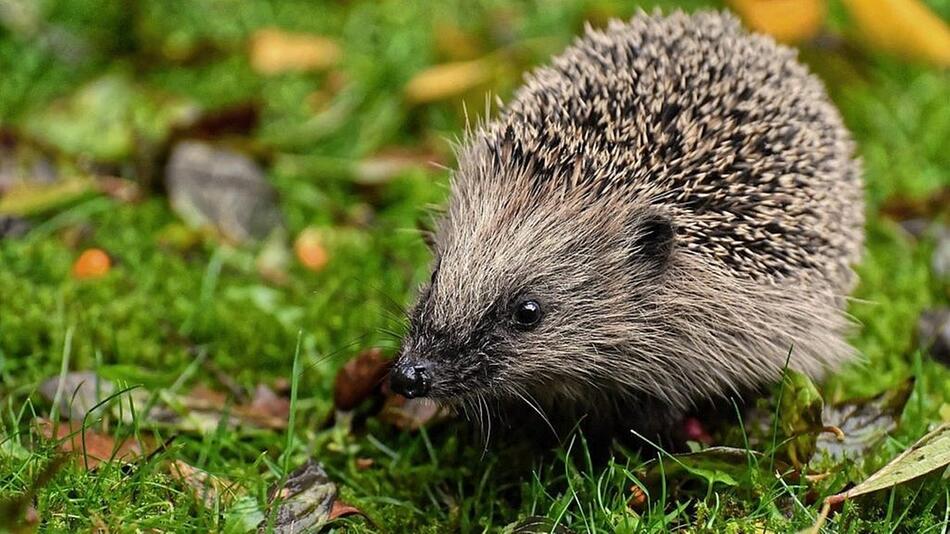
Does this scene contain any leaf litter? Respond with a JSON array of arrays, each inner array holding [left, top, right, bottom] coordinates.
[[258, 458, 366, 533]]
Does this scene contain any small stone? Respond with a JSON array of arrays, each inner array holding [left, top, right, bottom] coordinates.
[[932, 230, 950, 281], [38, 371, 115, 421], [0, 215, 31, 238], [165, 141, 282, 242], [918, 308, 950, 366]]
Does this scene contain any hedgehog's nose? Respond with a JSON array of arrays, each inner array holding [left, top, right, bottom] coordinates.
[[389, 362, 432, 398]]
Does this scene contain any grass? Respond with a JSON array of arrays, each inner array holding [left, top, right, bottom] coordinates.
[[1, 0, 949, 532]]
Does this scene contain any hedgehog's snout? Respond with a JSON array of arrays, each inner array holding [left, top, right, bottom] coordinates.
[[390, 359, 433, 398]]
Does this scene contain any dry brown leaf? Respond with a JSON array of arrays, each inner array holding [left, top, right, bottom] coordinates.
[[842, 0, 950, 66], [404, 59, 493, 104], [328, 500, 364, 521], [176, 384, 289, 430], [627, 485, 647, 511], [249, 28, 342, 75], [248, 384, 291, 421], [182, 385, 228, 409], [879, 187, 950, 221], [168, 460, 241, 507], [730, 0, 826, 43], [333, 348, 391, 411], [34, 418, 145, 469]]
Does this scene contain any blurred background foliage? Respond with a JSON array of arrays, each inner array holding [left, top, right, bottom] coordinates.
[[0, 0, 948, 532]]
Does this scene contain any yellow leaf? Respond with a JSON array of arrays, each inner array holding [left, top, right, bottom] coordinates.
[[843, 0, 950, 67], [249, 28, 341, 75], [730, 0, 826, 43], [0, 178, 94, 216], [404, 59, 493, 104]]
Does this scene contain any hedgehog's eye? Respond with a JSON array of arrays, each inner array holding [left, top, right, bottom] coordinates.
[[512, 299, 543, 330]]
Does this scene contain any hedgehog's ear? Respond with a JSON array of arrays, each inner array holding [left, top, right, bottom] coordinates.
[[628, 212, 675, 275]]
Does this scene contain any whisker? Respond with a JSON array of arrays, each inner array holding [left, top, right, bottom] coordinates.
[[513, 387, 559, 440]]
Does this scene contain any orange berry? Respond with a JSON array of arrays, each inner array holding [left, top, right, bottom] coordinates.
[[294, 228, 328, 272], [72, 248, 111, 279]]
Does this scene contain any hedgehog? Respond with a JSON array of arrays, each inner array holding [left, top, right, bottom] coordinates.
[[389, 10, 864, 441]]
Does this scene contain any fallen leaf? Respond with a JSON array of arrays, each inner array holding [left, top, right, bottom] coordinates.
[[842, 0, 950, 66], [163, 384, 290, 431], [729, 0, 826, 43], [333, 348, 391, 411], [293, 228, 328, 272], [259, 459, 366, 533], [829, 423, 950, 504], [879, 187, 950, 221], [379, 395, 451, 431], [808, 424, 950, 532], [636, 446, 797, 500], [34, 418, 145, 470], [165, 140, 283, 243], [71, 248, 112, 280], [638, 447, 748, 489], [183, 385, 228, 409], [404, 58, 493, 104], [168, 460, 241, 507], [328, 500, 364, 521], [250, 28, 341, 75], [627, 484, 647, 511], [170, 102, 260, 141], [38, 371, 114, 421], [248, 384, 291, 422], [816, 378, 914, 460], [0, 178, 96, 217]]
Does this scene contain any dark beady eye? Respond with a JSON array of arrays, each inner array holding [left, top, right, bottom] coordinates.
[[512, 299, 543, 330]]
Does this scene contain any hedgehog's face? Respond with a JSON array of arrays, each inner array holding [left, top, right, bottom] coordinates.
[[390, 194, 676, 408]]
